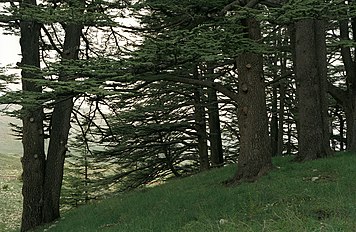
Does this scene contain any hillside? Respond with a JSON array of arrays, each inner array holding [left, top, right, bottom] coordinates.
[[37, 152, 356, 232], [0, 153, 22, 231], [0, 113, 22, 155]]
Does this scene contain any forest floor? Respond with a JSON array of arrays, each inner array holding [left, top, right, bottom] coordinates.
[[35, 152, 356, 232], [0, 153, 22, 232]]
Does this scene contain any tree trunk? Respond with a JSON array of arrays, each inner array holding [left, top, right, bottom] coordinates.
[[192, 66, 209, 171], [19, 0, 46, 230], [349, 17, 356, 151], [207, 87, 224, 166], [277, 55, 287, 156], [286, 122, 292, 154], [338, 18, 356, 151], [270, 85, 278, 156], [277, 81, 285, 155], [294, 19, 332, 161], [42, 22, 82, 223], [230, 17, 272, 183], [339, 110, 345, 151], [193, 85, 209, 171]]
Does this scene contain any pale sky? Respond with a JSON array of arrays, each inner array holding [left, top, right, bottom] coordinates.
[[0, 16, 139, 155], [0, 30, 22, 155], [0, 29, 20, 66]]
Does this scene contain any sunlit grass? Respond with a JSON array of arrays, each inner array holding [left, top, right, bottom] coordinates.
[[0, 153, 22, 232], [36, 152, 356, 232]]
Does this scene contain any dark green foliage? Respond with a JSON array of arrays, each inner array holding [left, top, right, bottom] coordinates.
[[270, 0, 355, 23], [93, 81, 201, 190]]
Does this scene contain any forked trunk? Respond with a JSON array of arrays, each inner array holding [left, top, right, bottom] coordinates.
[[42, 22, 82, 223]]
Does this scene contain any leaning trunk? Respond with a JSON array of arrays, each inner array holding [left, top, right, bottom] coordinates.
[[42, 21, 82, 222]]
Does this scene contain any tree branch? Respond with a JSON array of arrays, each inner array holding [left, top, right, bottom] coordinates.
[[0, 0, 20, 2], [327, 81, 348, 106], [140, 74, 239, 106], [41, 25, 63, 55]]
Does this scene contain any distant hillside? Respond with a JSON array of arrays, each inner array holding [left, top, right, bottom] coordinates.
[[0, 114, 22, 155]]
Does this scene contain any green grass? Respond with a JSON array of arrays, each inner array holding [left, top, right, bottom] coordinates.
[[36, 152, 356, 232], [0, 153, 22, 232]]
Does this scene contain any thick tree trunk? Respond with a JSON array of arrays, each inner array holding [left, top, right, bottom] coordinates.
[[294, 19, 332, 161], [207, 87, 224, 166], [19, 0, 46, 231], [42, 22, 82, 222], [21, 110, 45, 232], [230, 17, 272, 183]]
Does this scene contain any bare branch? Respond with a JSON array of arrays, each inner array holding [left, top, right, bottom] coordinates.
[[141, 74, 239, 106], [41, 24, 63, 55]]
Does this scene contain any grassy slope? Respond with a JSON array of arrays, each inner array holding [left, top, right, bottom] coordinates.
[[0, 114, 22, 155], [39, 152, 356, 232], [0, 153, 22, 232]]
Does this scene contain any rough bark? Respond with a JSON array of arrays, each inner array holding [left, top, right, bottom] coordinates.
[[19, 0, 46, 230], [294, 19, 332, 161], [230, 17, 272, 183], [42, 22, 82, 223]]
